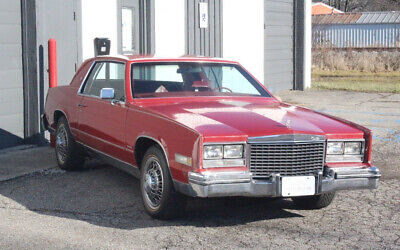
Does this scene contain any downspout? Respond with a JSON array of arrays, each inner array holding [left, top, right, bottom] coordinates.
[[304, 0, 312, 89]]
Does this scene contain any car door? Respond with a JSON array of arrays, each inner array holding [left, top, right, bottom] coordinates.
[[77, 61, 129, 162]]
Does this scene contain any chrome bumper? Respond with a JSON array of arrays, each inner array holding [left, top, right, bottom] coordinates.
[[175, 166, 381, 198]]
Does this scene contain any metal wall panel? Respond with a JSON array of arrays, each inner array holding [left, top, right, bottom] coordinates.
[[264, 0, 294, 92], [0, 0, 24, 148], [36, 0, 79, 87], [313, 23, 400, 48], [185, 0, 223, 57]]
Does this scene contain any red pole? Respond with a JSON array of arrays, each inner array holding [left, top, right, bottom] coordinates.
[[48, 39, 57, 147], [48, 39, 57, 88]]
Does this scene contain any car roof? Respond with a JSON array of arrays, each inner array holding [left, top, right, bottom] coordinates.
[[94, 54, 239, 64]]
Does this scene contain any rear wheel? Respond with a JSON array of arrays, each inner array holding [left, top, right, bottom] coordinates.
[[291, 192, 336, 209], [140, 146, 186, 219], [55, 116, 85, 171]]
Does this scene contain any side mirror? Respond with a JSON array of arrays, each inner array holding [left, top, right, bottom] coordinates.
[[100, 88, 115, 99]]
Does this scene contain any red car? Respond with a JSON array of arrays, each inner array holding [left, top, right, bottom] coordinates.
[[43, 55, 381, 219]]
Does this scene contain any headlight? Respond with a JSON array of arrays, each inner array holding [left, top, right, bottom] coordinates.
[[203, 144, 245, 168], [344, 142, 362, 155], [327, 142, 344, 155], [223, 145, 243, 159], [326, 140, 364, 163], [203, 145, 223, 160]]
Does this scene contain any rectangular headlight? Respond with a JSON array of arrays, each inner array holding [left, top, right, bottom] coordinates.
[[223, 145, 243, 159], [327, 142, 344, 155], [344, 142, 362, 155], [203, 145, 223, 160], [326, 140, 365, 163]]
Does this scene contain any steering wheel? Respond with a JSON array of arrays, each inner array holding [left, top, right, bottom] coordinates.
[[220, 87, 233, 93]]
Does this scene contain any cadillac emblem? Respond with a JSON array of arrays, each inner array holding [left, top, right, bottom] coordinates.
[[285, 119, 292, 128]]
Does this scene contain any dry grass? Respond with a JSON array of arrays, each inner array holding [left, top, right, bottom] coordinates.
[[312, 70, 400, 93], [313, 50, 400, 72]]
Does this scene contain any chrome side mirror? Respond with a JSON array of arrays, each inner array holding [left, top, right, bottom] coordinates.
[[100, 88, 115, 99]]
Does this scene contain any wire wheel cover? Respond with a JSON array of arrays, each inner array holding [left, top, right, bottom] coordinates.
[[143, 156, 164, 209], [56, 126, 69, 164]]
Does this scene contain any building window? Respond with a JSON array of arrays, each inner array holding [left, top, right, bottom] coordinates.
[[122, 7, 135, 53]]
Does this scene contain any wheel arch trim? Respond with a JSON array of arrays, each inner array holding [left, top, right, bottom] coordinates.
[[54, 109, 71, 129], [135, 135, 171, 168]]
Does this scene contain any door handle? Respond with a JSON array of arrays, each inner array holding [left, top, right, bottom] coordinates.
[[78, 103, 87, 108], [111, 100, 124, 106]]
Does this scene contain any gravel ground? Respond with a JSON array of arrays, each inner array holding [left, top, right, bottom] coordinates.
[[0, 90, 399, 249]]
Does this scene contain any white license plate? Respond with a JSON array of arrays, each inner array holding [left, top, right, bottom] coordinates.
[[281, 176, 316, 197]]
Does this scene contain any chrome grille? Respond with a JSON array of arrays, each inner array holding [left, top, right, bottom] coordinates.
[[249, 142, 325, 178]]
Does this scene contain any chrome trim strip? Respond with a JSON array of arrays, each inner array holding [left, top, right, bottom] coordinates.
[[97, 54, 130, 60], [77, 141, 140, 178], [78, 130, 126, 151], [203, 141, 247, 145], [247, 134, 326, 144], [135, 135, 170, 168], [203, 159, 246, 168], [53, 109, 72, 132], [77, 61, 96, 95], [77, 60, 127, 98]]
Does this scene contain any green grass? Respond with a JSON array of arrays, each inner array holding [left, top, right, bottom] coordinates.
[[312, 70, 400, 94]]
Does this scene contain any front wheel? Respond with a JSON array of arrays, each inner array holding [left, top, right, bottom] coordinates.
[[140, 146, 186, 219], [291, 192, 336, 209]]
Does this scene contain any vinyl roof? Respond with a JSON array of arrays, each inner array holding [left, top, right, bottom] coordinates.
[[313, 11, 400, 25]]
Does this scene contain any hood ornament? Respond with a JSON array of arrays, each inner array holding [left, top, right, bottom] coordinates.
[[285, 119, 292, 128]]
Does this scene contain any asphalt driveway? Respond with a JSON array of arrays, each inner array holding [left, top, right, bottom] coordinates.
[[0, 90, 399, 249]]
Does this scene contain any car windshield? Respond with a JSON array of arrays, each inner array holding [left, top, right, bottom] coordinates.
[[131, 62, 270, 98]]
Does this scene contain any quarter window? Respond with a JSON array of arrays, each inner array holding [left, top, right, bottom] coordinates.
[[81, 62, 126, 101]]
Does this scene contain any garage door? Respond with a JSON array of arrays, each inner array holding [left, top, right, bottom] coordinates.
[[0, 1, 24, 149], [264, 0, 294, 92]]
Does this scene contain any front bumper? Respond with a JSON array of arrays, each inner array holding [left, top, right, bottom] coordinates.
[[175, 166, 381, 198]]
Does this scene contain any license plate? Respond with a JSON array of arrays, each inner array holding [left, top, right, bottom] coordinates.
[[281, 176, 316, 197]]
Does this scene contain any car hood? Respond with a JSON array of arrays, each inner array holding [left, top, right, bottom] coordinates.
[[137, 98, 363, 139]]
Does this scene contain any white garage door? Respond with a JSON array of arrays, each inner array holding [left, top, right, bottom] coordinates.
[[0, 1, 24, 148], [264, 0, 294, 92]]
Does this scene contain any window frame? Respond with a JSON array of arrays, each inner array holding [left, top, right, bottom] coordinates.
[[130, 62, 271, 99], [78, 60, 127, 100]]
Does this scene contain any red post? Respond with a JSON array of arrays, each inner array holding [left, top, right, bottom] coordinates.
[[48, 39, 57, 147], [48, 39, 58, 88]]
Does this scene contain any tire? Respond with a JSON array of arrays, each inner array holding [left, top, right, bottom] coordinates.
[[140, 146, 187, 219], [55, 116, 85, 171], [291, 192, 336, 209]]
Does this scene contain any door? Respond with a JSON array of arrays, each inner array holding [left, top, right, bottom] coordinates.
[[77, 61, 129, 161], [264, 0, 294, 92], [0, 0, 24, 149]]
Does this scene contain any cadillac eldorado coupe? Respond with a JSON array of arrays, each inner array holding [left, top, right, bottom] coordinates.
[[42, 55, 381, 219]]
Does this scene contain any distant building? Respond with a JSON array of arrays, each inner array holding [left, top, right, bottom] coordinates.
[[313, 12, 400, 49], [312, 2, 343, 15]]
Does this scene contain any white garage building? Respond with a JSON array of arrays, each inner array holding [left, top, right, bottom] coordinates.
[[0, 0, 311, 149]]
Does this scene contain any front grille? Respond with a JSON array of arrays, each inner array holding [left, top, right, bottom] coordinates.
[[249, 142, 325, 178]]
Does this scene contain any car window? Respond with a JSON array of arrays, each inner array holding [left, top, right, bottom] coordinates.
[[131, 63, 270, 98], [81, 62, 126, 101], [220, 66, 260, 95]]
